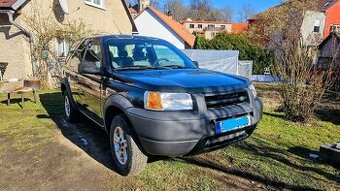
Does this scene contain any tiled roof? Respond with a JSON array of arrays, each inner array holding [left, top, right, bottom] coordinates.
[[138, 7, 196, 48], [0, 0, 17, 8], [231, 23, 248, 33]]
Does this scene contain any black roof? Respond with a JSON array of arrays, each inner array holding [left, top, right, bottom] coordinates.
[[319, 32, 340, 49]]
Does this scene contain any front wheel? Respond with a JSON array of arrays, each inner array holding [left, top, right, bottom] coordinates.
[[110, 114, 147, 176]]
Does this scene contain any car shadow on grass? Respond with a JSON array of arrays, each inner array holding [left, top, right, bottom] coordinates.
[[39, 92, 115, 171]]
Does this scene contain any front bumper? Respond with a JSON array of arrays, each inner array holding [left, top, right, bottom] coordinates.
[[127, 96, 263, 157]]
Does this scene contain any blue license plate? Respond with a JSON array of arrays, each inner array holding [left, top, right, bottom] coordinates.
[[215, 115, 250, 134]]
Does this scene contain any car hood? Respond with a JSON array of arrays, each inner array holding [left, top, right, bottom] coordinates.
[[113, 69, 249, 93]]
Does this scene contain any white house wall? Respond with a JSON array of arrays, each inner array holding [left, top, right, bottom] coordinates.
[[301, 11, 326, 46], [134, 10, 186, 49]]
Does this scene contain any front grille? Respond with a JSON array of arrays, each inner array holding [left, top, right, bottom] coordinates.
[[205, 91, 249, 109]]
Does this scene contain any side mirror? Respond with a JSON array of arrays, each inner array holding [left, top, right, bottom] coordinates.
[[193, 61, 199, 68], [82, 67, 102, 75]]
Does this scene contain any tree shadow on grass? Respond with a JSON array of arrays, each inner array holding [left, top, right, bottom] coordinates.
[[235, 139, 340, 184], [263, 111, 285, 119], [174, 135, 340, 190], [38, 92, 114, 170], [315, 109, 340, 125], [175, 157, 321, 191]]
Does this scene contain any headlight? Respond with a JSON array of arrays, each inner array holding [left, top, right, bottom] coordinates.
[[248, 84, 257, 98], [144, 91, 193, 111]]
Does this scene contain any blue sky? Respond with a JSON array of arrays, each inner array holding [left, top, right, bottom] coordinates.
[[207, 0, 281, 12], [158, 0, 282, 21]]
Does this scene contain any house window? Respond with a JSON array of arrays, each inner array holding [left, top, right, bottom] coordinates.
[[330, 24, 340, 33], [198, 24, 203, 29], [208, 25, 215, 29], [57, 39, 70, 57], [313, 20, 321, 33], [221, 25, 226, 30], [85, 0, 105, 9], [189, 24, 195, 28]]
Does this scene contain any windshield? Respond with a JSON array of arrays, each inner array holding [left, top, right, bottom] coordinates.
[[107, 38, 197, 70]]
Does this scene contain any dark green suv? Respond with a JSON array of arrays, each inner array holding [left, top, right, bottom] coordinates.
[[61, 35, 263, 176]]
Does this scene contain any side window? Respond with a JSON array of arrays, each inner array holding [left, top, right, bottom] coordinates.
[[78, 40, 102, 74], [68, 41, 87, 71]]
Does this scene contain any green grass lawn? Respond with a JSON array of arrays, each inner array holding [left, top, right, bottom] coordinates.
[[0, 88, 339, 190]]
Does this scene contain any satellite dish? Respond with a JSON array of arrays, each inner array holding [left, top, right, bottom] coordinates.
[[58, 0, 69, 14]]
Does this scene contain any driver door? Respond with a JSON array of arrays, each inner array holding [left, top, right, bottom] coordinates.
[[77, 39, 104, 125]]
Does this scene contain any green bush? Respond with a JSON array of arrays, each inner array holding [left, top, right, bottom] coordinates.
[[194, 33, 274, 75]]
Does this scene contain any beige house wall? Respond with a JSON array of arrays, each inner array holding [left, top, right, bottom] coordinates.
[[0, 0, 134, 80], [184, 22, 232, 34], [0, 15, 31, 79]]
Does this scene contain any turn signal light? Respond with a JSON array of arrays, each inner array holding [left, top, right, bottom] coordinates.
[[146, 92, 163, 110]]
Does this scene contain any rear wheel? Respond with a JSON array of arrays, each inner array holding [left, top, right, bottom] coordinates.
[[64, 93, 77, 122], [110, 114, 147, 176]]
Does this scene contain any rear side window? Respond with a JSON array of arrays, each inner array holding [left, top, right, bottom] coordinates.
[[68, 41, 87, 71], [78, 41, 102, 74]]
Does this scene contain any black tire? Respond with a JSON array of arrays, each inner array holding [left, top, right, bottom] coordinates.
[[64, 93, 77, 123], [110, 114, 147, 176]]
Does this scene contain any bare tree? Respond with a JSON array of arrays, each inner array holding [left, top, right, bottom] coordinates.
[[164, 0, 188, 21], [219, 5, 234, 22], [24, 3, 93, 87], [150, 0, 161, 10], [189, 0, 212, 20], [248, 0, 337, 123], [238, 3, 255, 22]]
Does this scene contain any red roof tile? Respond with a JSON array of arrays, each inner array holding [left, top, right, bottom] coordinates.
[[0, 0, 17, 8], [231, 23, 248, 33]]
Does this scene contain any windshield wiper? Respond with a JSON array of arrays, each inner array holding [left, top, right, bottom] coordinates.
[[115, 65, 154, 71]]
